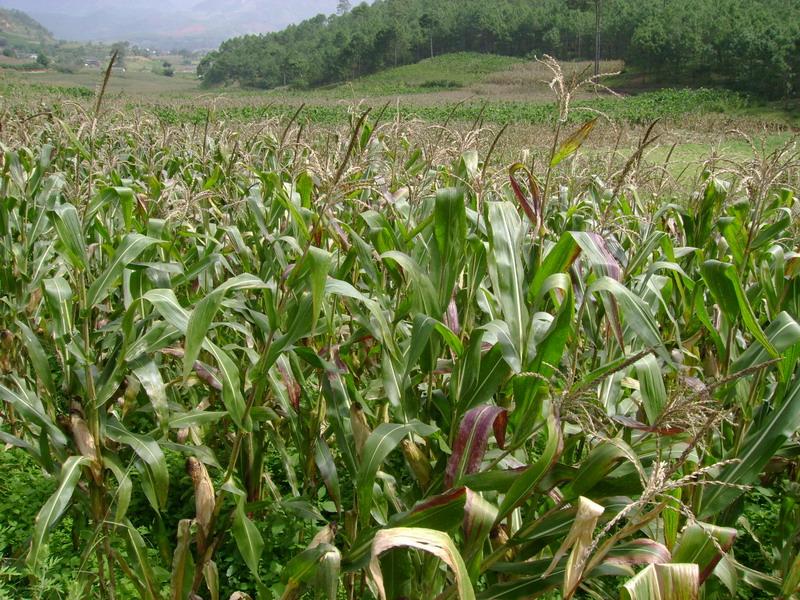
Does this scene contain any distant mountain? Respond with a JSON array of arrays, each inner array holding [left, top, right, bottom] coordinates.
[[0, 0, 344, 49]]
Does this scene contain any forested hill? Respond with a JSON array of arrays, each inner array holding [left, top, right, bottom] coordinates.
[[0, 8, 53, 44], [198, 0, 800, 99]]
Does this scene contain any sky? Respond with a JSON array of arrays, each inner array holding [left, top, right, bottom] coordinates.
[[0, 0, 346, 49]]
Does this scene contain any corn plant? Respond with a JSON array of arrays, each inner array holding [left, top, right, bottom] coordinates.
[[1, 84, 799, 600]]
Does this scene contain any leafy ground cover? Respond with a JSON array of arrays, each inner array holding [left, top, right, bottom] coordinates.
[[321, 53, 526, 96], [132, 88, 745, 127], [0, 62, 799, 600]]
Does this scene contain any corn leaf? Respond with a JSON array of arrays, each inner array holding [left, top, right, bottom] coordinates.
[[622, 563, 699, 600], [446, 404, 508, 488], [672, 522, 736, 584], [106, 418, 169, 511], [233, 498, 264, 581], [87, 233, 159, 307], [368, 527, 475, 600], [487, 201, 529, 359], [27, 456, 89, 569], [550, 118, 597, 167], [699, 369, 800, 517], [357, 421, 438, 526]]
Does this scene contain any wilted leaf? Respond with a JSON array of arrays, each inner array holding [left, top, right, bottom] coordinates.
[[622, 563, 699, 600], [368, 527, 475, 600]]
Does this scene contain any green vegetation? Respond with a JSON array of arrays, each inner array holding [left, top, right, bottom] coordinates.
[[0, 8, 54, 50], [198, 0, 800, 99], [332, 53, 525, 95], [143, 87, 746, 127], [0, 9, 203, 84], [1, 58, 799, 600]]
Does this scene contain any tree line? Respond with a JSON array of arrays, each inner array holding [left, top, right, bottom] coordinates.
[[197, 0, 800, 99]]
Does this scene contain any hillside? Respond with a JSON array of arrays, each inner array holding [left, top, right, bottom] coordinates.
[[199, 0, 800, 99], [0, 8, 52, 46]]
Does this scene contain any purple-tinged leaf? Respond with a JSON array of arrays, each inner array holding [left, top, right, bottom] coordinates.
[[391, 486, 498, 576], [446, 404, 508, 488], [277, 359, 301, 412], [463, 489, 498, 577], [446, 296, 461, 336], [509, 163, 542, 229], [392, 488, 467, 531], [572, 232, 622, 281]]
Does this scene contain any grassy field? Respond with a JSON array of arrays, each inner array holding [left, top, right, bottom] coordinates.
[[1, 53, 799, 599]]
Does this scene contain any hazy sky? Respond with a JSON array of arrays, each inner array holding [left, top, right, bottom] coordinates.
[[0, 0, 348, 48]]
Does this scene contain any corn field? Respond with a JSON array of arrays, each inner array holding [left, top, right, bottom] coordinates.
[[1, 84, 800, 600]]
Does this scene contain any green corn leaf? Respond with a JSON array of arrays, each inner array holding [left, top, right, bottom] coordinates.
[[357, 421, 438, 527], [183, 273, 266, 379], [730, 311, 800, 379], [106, 418, 169, 511], [672, 522, 736, 585], [431, 187, 467, 312], [314, 436, 342, 513], [123, 521, 160, 600], [142, 288, 249, 430], [381, 250, 439, 317], [699, 370, 800, 517], [233, 498, 264, 581], [452, 329, 486, 410], [487, 201, 529, 360], [284, 246, 331, 330], [604, 539, 671, 567], [635, 353, 668, 426], [50, 203, 87, 269], [87, 233, 159, 307], [316, 546, 341, 600], [281, 542, 339, 597], [391, 487, 469, 531], [564, 441, 630, 499], [103, 454, 133, 522], [529, 234, 581, 303], [700, 260, 777, 358], [512, 278, 573, 435], [589, 277, 670, 360], [0, 376, 67, 447], [167, 410, 227, 429], [130, 357, 169, 428], [15, 320, 55, 399], [42, 276, 74, 339], [27, 456, 89, 569], [497, 402, 562, 520], [478, 569, 563, 599], [325, 278, 395, 356]]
